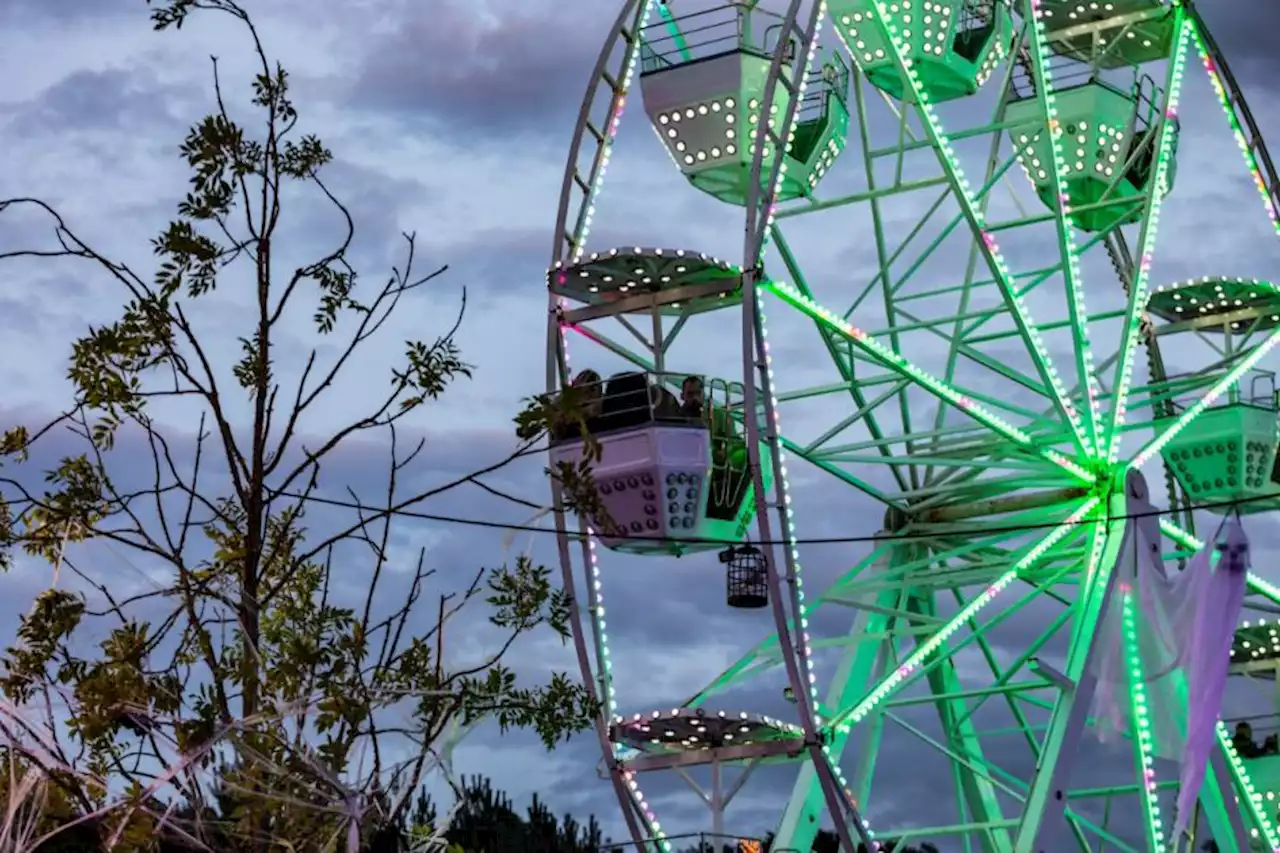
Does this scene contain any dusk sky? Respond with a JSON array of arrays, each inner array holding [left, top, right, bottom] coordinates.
[[2, 0, 1280, 849]]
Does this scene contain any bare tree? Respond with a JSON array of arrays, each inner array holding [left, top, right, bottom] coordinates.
[[0, 2, 596, 850]]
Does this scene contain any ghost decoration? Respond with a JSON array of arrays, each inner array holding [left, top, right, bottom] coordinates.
[[1173, 516, 1248, 834], [1089, 513, 1249, 836]]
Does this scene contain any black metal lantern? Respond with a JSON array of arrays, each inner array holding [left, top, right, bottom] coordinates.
[[722, 545, 768, 609]]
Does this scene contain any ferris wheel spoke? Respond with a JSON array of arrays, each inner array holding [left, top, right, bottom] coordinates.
[[1189, 9, 1280, 238], [849, 4, 1094, 459], [692, 507, 1088, 709], [801, 411, 1077, 502], [825, 496, 1098, 734], [1016, 5, 1108, 457], [1095, 9, 1192, 463], [777, 515, 1095, 852], [770, 79, 1098, 465], [686, 527, 1041, 709], [769, 281, 1092, 481], [1130, 324, 1280, 471], [818, 136, 1076, 422], [885, 306, 1068, 410], [778, 436, 906, 507], [770, 230, 918, 496]]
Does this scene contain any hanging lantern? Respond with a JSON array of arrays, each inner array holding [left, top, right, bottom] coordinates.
[[722, 545, 768, 609]]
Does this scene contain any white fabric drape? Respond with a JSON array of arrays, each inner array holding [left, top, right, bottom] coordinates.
[[1089, 515, 1249, 834]]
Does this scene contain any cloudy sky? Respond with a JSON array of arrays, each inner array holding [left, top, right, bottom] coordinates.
[[2, 0, 1280, 850]]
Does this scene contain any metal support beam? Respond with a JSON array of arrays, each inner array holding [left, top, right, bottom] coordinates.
[[915, 486, 1091, 524], [1012, 473, 1132, 852]]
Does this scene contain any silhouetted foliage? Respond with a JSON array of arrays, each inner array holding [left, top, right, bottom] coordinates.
[[403, 775, 606, 853], [0, 1, 598, 850]]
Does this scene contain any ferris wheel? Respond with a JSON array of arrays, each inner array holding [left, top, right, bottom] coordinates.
[[542, 0, 1280, 850]]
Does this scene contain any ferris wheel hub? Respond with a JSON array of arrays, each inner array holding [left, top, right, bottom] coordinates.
[[1125, 468, 1148, 501]]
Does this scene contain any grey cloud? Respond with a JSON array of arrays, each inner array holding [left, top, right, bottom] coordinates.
[[337, 0, 1280, 155], [276, 156, 437, 273], [345, 0, 616, 138], [0, 0, 125, 26], [2, 65, 196, 137], [1196, 4, 1280, 86]]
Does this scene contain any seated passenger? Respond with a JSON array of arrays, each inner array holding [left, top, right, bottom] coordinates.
[[651, 384, 681, 419], [697, 384, 748, 520], [573, 369, 604, 419], [549, 369, 603, 441], [601, 372, 652, 431], [680, 375, 705, 420], [1234, 721, 1260, 758]]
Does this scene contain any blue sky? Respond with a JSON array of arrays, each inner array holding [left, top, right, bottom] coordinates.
[[2, 0, 1280, 849]]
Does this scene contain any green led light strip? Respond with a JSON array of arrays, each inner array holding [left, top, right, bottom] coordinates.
[[1131, 326, 1280, 469], [851, 1, 1091, 459], [1024, 0, 1102, 458], [1120, 587, 1167, 848], [766, 279, 1093, 481], [1100, 7, 1190, 464], [1217, 723, 1280, 851], [556, 2, 676, 848], [1190, 23, 1280, 237], [749, 5, 886, 846], [749, 0, 833, 724], [828, 497, 1100, 733]]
